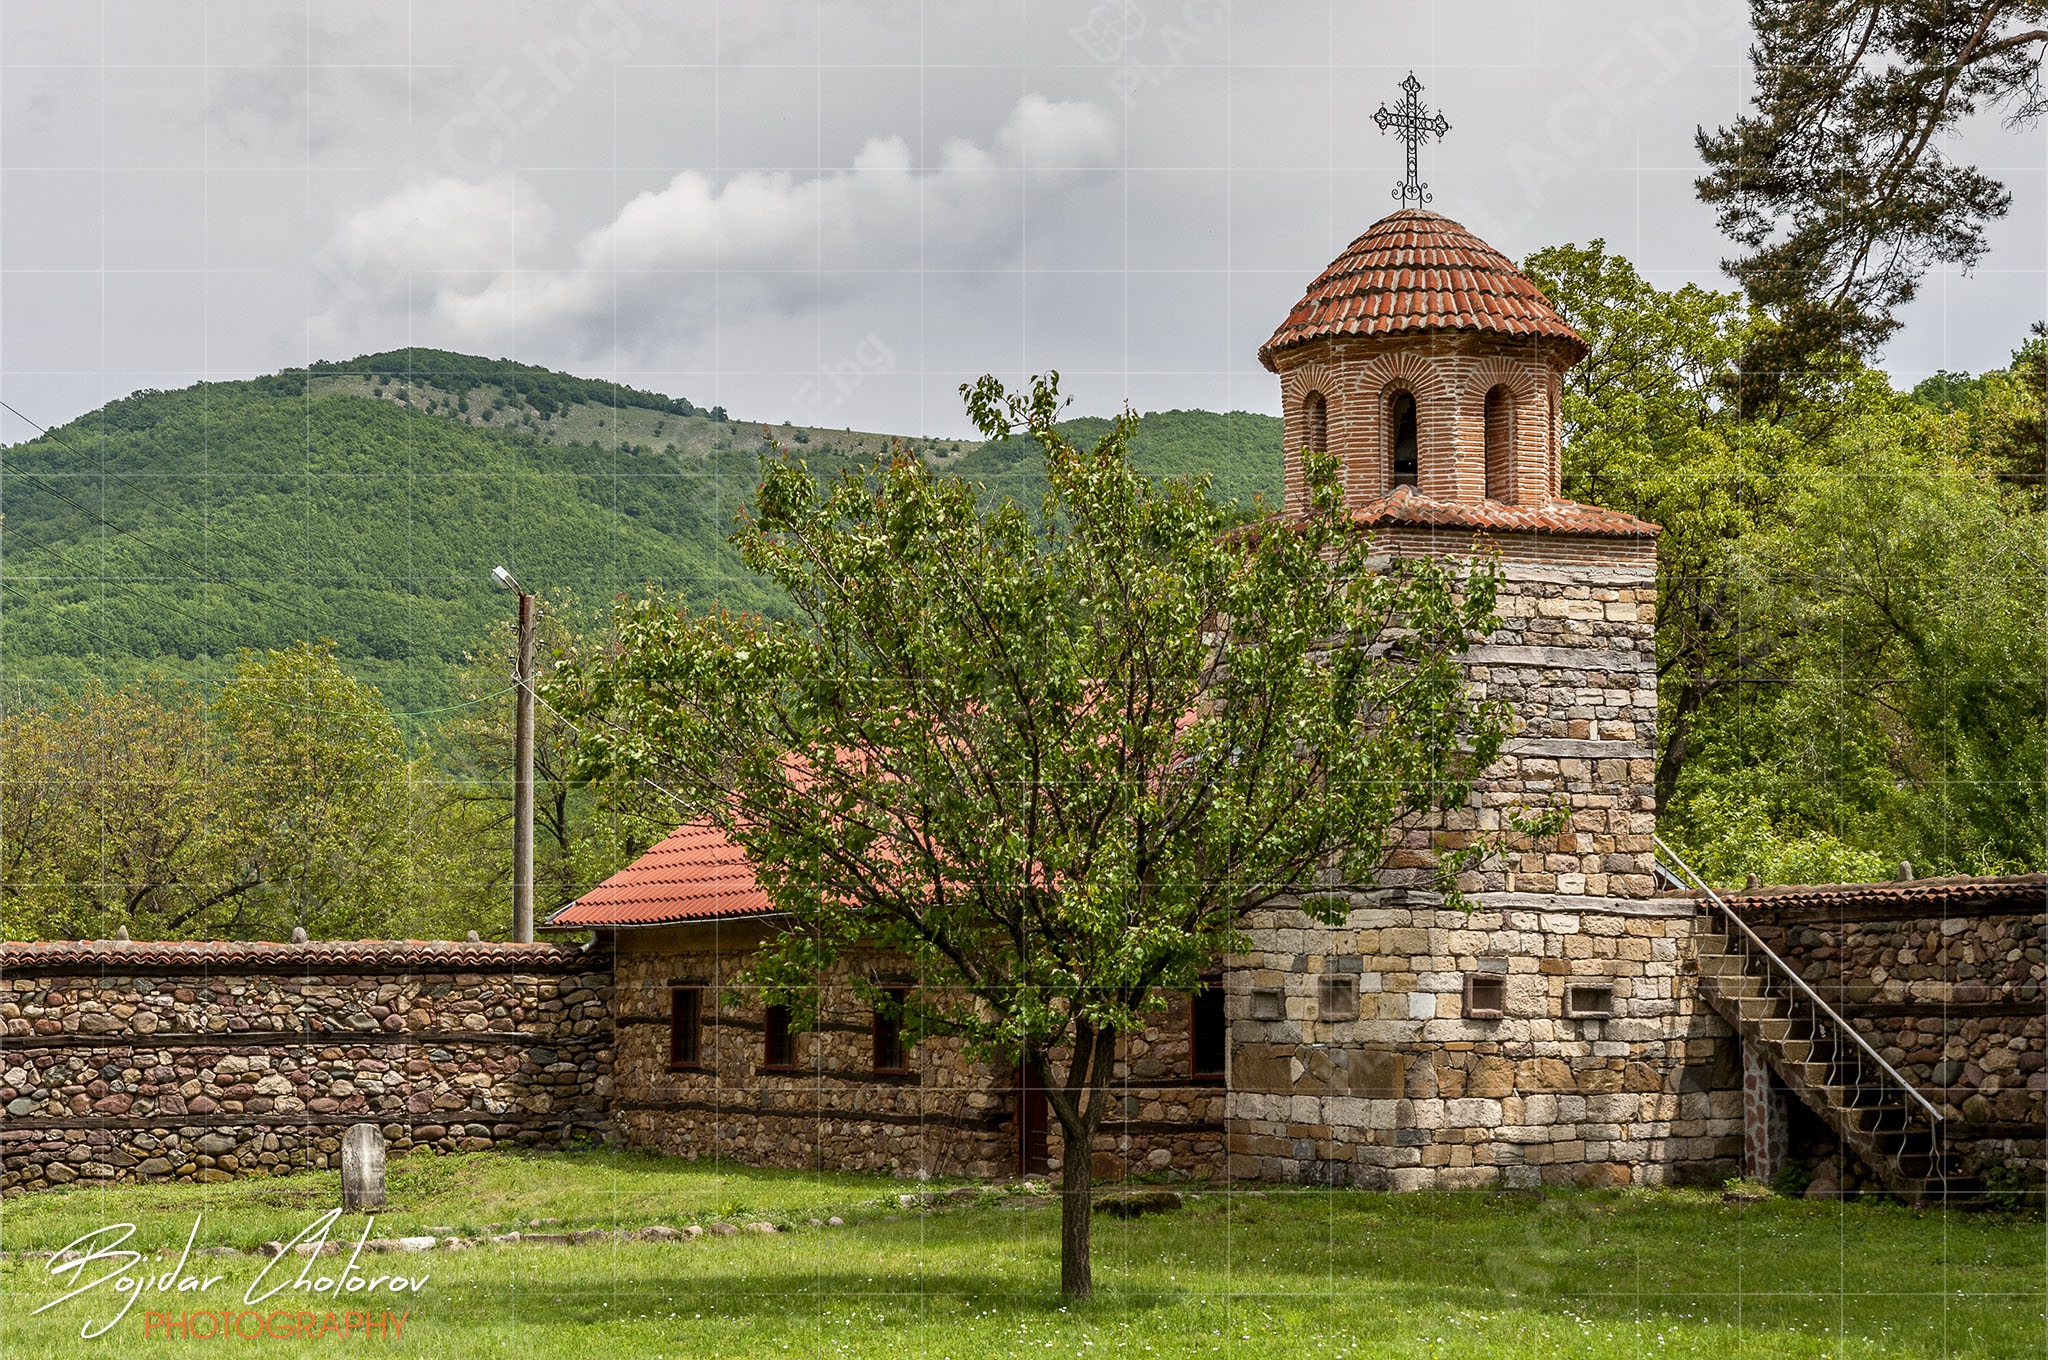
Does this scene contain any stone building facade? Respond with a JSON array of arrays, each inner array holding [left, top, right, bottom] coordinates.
[[0, 939, 611, 1192], [6, 208, 2037, 1201], [605, 919, 1225, 1181]]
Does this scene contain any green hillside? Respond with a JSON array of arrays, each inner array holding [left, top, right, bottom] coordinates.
[[1, 352, 1282, 712], [951, 409, 1283, 512]]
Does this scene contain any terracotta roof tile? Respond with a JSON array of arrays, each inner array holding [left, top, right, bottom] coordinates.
[[545, 819, 780, 929], [0, 939, 590, 973], [1346, 485, 1660, 538], [1260, 209, 1585, 371], [1681, 872, 2047, 915]]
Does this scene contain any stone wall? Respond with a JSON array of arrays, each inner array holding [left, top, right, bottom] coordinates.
[[1359, 560, 1660, 904], [1727, 877, 2047, 1180], [0, 940, 612, 1193], [1224, 892, 1743, 1189], [610, 921, 1225, 1182]]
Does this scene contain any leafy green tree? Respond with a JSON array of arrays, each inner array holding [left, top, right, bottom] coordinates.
[[1914, 325, 2048, 503], [1697, 2, 2048, 387], [0, 643, 503, 942], [1719, 425, 2046, 873], [213, 640, 417, 938], [554, 375, 1520, 1298], [1525, 241, 1802, 810], [0, 680, 236, 939], [1528, 240, 2045, 881]]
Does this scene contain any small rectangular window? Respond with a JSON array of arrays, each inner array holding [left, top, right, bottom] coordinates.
[[1249, 988, 1285, 1020], [1463, 974, 1506, 1020], [872, 987, 908, 1073], [668, 987, 703, 1067], [1317, 974, 1358, 1020], [1566, 985, 1615, 1019], [763, 1003, 795, 1069], [1190, 979, 1226, 1082]]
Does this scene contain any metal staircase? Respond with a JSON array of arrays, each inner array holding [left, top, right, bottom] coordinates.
[[1657, 838, 1967, 1203]]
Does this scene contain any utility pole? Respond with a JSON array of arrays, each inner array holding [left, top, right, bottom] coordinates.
[[494, 567, 536, 943]]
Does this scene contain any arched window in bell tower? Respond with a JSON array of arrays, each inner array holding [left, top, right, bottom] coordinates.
[[1388, 389, 1418, 488], [1303, 391, 1328, 455], [1483, 385, 1513, 502]]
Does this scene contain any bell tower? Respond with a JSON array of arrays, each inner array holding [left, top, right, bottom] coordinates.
[[1259, 209, 1585, 516]]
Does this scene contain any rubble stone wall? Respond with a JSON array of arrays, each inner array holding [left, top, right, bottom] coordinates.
[[1734, 887, 2046, 1179], [611, 921, 1226, 1182], [0, 940, 612, 1194]]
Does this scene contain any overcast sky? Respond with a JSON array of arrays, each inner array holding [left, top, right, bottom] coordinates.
[[3, 0, 2044, 441]]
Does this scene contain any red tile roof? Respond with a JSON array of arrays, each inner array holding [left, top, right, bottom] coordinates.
[[1260, 209, 1586, 371], [0, 939, 590, 973], [545, 819, 780, 929], [1692, 872, 2047, 915], [1346, 485, 1659, 538]]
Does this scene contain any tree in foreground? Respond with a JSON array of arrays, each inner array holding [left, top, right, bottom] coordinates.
[[1696, 2, 2048, 396], [554, 375, 1520, 1298]]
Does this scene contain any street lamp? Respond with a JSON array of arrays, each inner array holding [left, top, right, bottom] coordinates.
[[493, 565, 536, 943]]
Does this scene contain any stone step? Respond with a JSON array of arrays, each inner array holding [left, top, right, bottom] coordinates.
[[1695, 953, 1752, 981], [1734, 994, 1788, 1023]]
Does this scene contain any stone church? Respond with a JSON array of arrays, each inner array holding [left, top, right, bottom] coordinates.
[[543, 208, 2042, 1199], [5, 208, 2039, 1202]]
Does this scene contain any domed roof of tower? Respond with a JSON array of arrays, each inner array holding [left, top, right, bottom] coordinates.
[[1259, 209, 1586, 372]]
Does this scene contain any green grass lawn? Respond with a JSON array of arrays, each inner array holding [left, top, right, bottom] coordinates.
[[2, 1151, 2040, 1358]]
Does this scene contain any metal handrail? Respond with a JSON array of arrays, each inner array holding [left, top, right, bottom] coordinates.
[[1656, 835, 1944, 1126]]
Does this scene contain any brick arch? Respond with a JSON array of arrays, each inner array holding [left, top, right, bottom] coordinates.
[[1465, 356, 1554, 506], [1279, 360, 1341, 512], [1355, 352, 1457, 500]]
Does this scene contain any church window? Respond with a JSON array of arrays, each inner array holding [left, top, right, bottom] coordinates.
[[1388, 389, 1419, 486], [1303, 390, 1328, 455], [668, 985, 703, 1068], [1566, 984, 1615, 1019], [1317, 974, 1359, 1020], [1483, 385, 1513, 501], [872, 987, 908, 1073], [1189, 977, 1226, 1082], [762, 1003, 795, 1069]]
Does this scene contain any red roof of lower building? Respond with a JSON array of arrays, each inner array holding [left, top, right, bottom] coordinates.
[[1260, 209, 1587, 371], [1347, 485, 1660, 538], [545, 819, 780, 929]]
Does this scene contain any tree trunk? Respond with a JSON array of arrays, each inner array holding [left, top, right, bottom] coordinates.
[[1046, 1027, 1115, 1300], [1058, 1127, 1095, 1298]]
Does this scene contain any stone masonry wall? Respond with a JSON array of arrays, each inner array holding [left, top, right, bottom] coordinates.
[[611, 921, 1225, 1182], [1, 940, 612, 1194], [1730, 881, 2046, 1180], [1364, 560, 1661, 904], [1225, 893, 1742, 1189]]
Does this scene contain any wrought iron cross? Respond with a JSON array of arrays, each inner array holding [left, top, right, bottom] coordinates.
[[1373, 72, 1451, 205]]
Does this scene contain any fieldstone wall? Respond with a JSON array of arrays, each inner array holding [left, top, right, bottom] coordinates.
[[610, 921, 1225, 1182], [1, 940, 612, 1194], [1224, 892, 1741, 1189], [1727, 878, 2047, 1180]]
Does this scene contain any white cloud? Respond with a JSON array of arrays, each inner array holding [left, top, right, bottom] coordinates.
[[317, 95, 1119, 359]]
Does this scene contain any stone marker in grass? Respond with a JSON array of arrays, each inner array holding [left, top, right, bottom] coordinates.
[[341, 1122, 386, 1212]]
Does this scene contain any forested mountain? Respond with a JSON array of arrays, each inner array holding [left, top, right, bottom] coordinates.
[[0, 350, 1281, 713]]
